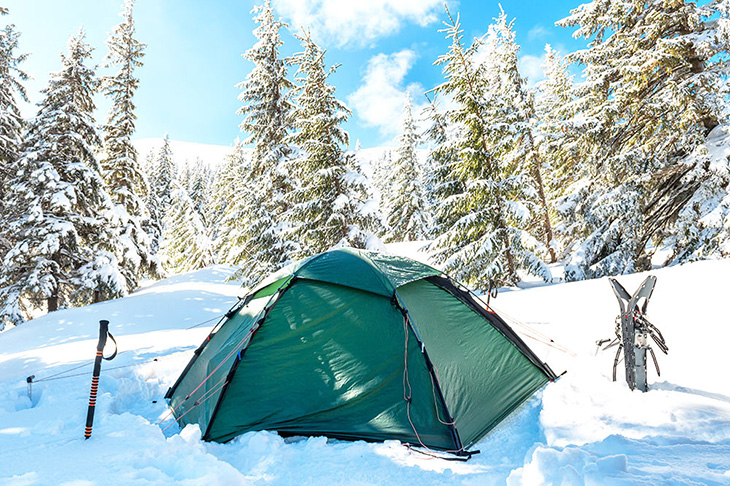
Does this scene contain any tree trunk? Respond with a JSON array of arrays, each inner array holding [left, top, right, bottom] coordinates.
[[48, 253, 61, 312], [504, 242, 517, 284], [532, 158, 557, 263], [525, 129, 557, 263]]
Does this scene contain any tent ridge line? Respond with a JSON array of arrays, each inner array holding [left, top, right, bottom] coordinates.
[[392, 288, 468, 457], [347, 248, 397, 295], [202, 276, 299, 441]]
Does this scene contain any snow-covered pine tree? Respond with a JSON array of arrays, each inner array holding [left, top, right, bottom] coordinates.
[[178, 160, 192, 193], [138, 147, 157, 252], [532, 46, 582, 264], [558, 0, 730, 279], [365, 149, 390, 239], [141, 147, 155, 173], [0, 31, 122, 328], [486, 12, 556, 263], [423, 96, 459, 240], [427, 10, 550, 289], [146, 134, 175, 257], [187, 158, 213, 226], [0, 7, 27, 181], [383, 94, 430, 242], [223, 0, 295, 286], [0, 10, 28, 260], [666, 125, 730, 262], [212, 141, 251, 267], [160, 184, 215, 274], [371, 150, 392, 205], [349, 140, 386, 239], [100, 0, 155, 289], [238, 0, 293, 189], [535, 45, 577, 196], [285, 30, 381, 256], [534, 44, 585, 256]]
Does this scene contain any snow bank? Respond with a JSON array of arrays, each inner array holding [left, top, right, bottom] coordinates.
[[1, 260, 729, 485]]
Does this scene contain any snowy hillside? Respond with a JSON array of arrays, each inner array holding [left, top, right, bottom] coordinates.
[[1, 259, 729, 485]]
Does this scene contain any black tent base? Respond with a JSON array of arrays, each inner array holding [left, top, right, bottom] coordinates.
[[273, 429, 479, 461]]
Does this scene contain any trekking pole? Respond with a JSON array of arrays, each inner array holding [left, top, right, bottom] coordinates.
[[84, 320, 117, 439]]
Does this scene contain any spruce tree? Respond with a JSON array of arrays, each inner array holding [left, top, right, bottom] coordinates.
[[225, 164, 292, 285], [100, 0, 154, 289], [285, 31, 380, 256], [160, 184, 215, 274], [535, 45, 576, 193], [146, 134, 175, 257], [0, 10, 28, 260], [486, 12, 556, 263], [213, 142, 251, 268], [220, 0, 295, 286], [371, 150, 392, 209], [663, 128, 730, 263], [427, 11, 550, 289], [139, 148, 157, 251], [383, 94, 430, 242], [558, 0, 730, 279], [534, 44, 582, 242], [0, 31, 121, 328], [0, 7, 27, 181], [366, 149, 391, 240], [187, 158, 213, 226], [238, 0, 293, 190], [423, 97, 459, 240]]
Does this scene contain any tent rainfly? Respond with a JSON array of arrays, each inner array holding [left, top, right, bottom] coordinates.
[[165, 248, 557, 458]]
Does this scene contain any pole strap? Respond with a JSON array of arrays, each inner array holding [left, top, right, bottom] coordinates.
[[103, 332, 118, 361]]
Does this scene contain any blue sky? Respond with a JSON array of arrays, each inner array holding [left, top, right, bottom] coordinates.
[[3, 0, 587, 149]]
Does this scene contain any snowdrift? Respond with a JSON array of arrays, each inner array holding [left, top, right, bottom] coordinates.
[[1, 261, 729, 485]]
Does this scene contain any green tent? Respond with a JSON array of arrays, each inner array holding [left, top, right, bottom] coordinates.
[[165, 248, 556, 457]]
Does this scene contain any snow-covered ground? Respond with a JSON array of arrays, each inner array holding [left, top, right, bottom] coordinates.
[[1, 257, 729, 485]]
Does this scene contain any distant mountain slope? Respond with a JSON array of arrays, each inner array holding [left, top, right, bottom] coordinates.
[[133, 138, 241, 169], [131, 137, 427, 173]]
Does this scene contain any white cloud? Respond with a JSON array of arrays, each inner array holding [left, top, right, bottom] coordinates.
[[527, 24, 549, 41], [348, 50, 428, 140], [518, 54, 546, 88], [273, 0, 448, 48]]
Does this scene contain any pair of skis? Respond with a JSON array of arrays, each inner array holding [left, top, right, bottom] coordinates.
[[598, 276, 668, 392]]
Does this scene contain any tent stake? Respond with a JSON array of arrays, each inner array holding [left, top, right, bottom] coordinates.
[[26, 375, 34, 403]]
